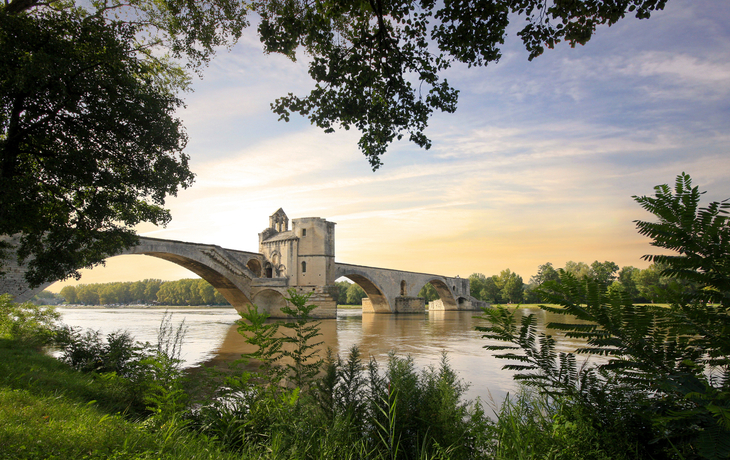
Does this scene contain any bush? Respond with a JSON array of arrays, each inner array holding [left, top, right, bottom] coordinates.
[[196, 289, 491, 459], [55, 312, 188, 420], [0, 293, 60, 347]]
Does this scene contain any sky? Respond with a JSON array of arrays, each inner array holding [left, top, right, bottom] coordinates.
[[50, 0, 730, 291]]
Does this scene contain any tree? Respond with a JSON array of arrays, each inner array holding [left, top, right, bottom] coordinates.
[[257, 0, 668, 169], [331, 280, 353, 305], [144, 279, 162, 304], [482, 276, 503, 303], [617, 265, 641, 300], [468, 273, 488, 300], [0, 9, 192, 286], [562, 261, 592, 280], [530, 262, 560, 286], [198, 280, 216, 305], [346, 283, 368, 305], [98, 284, 118, 305], [418, 282, 440, 302], [634, 172, 729, 308], [498, 269, 524, 304], [1, 0, 247, 287], [129, 281, 146, 304], [59, 285, 77, 304], [634, 263, 670, 303], [589, 260, 619, 287], [76, 284, 99, 305]]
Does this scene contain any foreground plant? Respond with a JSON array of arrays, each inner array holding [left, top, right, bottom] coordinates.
[[479, 173, 730, 459], [236, 288, 324, 389], [55, 311, 189, 420], [0, 294, 60, 347]]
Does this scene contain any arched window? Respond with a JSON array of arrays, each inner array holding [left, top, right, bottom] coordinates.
[[301, 261, 307, 273], [400, 280, 407, 296], [265, 263, 273, 278]]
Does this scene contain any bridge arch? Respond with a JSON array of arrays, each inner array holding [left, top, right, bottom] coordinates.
[[337, 272, 391, 313], [124, 252, 253, 307], [251, 289, 287, 316], [247, 259, 262, 277], [420, 278, 458, 310], [109, 237, 264, 311]]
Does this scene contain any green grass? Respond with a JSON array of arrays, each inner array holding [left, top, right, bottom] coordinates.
[[0, 341, 243, 460]]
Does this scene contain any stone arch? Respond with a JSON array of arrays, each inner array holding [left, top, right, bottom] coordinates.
[[247, 259, 262, 277], [339, 273, 391, 313], [125, 252, 253, 307], [264, 263, 273, 278], [271, 250, 280, 265], [421, 278, 458, 309], [252, 289, 287, 316], [2, 236, 262, 307]]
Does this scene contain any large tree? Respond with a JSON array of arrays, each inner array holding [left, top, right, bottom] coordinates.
[[257, 0, 668, 169], [0, 0, 247, 286]]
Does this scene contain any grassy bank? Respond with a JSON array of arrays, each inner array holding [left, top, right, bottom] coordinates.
[[0, 340, 646, 460], [0, 341, 242, 460]]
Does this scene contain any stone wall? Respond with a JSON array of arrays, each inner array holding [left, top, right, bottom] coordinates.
[[394, 296, 425, 313], [429, 297, 488, 311], [0, 235, 50, 301]]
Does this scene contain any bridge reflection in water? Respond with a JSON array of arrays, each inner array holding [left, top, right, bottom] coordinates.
[[202, 308, 596, 405]]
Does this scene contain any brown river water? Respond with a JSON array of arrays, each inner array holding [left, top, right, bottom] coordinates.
[[57, 307, 595, 409]]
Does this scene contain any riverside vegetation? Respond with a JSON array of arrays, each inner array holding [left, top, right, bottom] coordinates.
[[1, 173, 728, 459]]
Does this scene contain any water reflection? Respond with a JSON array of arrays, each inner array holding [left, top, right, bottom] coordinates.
[[57, 306, 597, 408]]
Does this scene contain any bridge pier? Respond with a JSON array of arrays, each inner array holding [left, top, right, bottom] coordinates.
[[250, 279, 337, 318], [362, 296, 427, 314]]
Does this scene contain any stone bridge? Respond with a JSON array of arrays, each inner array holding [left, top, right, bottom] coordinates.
[[334, 263, 474, 313], [2, 209, 487, 318]]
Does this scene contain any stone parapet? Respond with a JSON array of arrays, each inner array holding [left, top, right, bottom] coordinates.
[[252, 278, 289, 288]]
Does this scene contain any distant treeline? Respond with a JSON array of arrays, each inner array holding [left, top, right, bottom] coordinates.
[[48, 279, 432, 308], [47, 260, 669, 307], [470, 261, 687, 304], [56, 279, 230, 306]]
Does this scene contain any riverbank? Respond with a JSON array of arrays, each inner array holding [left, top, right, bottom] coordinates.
[[0, 342, 244, 460], [55, 303, 367, 310]]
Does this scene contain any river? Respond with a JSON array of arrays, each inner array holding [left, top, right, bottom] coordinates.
[[56, 306, 595, 409]]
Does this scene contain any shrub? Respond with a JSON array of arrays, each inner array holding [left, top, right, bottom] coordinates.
[[55, 312, 188, 420], [0, 293, 60, 347]]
